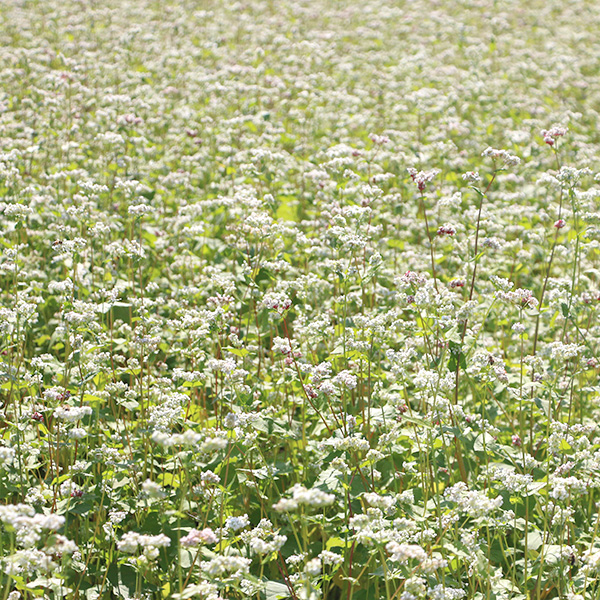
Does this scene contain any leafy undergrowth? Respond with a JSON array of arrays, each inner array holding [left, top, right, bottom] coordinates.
[[1, 1, 600, 599]]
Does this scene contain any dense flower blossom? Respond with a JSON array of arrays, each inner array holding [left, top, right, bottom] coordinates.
[[0, 0, 599, 598]]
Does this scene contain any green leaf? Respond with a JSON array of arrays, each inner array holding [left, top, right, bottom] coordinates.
[[326, 537, 347, 550], [469, 185, 485, 197], [315, 467, 343, 492], [265, 581, 291, 600], [526, 529, 543, 552], [179, 548, 197, 569], [107, 564, 137, 599], [401, 414, 432, 429], [559, 439, 572, 451], [473, 432, 496, 452], [225, 347, 249, 357]]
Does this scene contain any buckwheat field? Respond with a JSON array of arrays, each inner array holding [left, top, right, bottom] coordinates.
[[3, 1, 600, 599]]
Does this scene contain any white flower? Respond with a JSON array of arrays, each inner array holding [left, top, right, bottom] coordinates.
[[386, 542, 427, 564], [462, 171, 481, 182], [0, 447, 15, 468], [69, 428, 87, 440], [117, 532, 171, 555], [319, 550, 343, 565], [305, 557, 322, 575], [142, 480, 165, 500], [333, 370, 358, 389], [481, 147, 520, 167], [225, 514, 250, 531], [272, 498, 299, 512], [116, 532, 139, 554], [291, 484, 335, 507], [53, 406, 92, 422], [444, 483, 503, 518], [200, 555, 251, 576]]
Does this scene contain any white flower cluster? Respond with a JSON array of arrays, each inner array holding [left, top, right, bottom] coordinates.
[[0, 504, 77, 578], [0, 504, 65, 546], [444, 483, 503, 518], [148, 392, 186, 431], [386, 542, 427, 563], [150, 429, 228, 454], [117, 532, 171, 560], [319, 550, 343, 565], [262, 291, 292, 314], [363, 492, 396, 513], [333, 369, 358, 389], [481, 147, 521, 167], [240, 519, 287, 555], [225, 514, 250, 531], [348, 508, 398, 546], [547, 341, 584, 362], [428, 585, 467, 600], [200, 555, 252, 577], [319, 433, 371, 453], [483, 465, 534, 494], [462, 171, 481, 182], [0, 446, 15, 468], [151, 429, 202, 447], [495, 287, 538, 309], [53, 405, 92, 422], [272, 484, 335, 512], [549, 476, 588, 501]]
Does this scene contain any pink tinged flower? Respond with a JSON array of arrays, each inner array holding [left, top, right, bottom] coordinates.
[[399, 270, 426, 288], [437, 224, 456, 236], [180, 528, 218, 547], [541, 126, 567, 146], [263, 293, 292, 314], [521, 291, 537, 308], [407, 167, 440, 192], [304, 385, 318, 399], [369, 133, 389, 145], [554, 219, 566, 229]]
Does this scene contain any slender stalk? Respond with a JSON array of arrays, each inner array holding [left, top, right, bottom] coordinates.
[[419, 190, 439, 293]]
